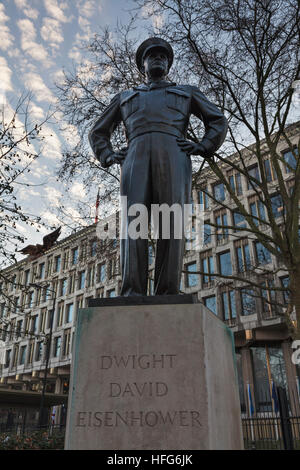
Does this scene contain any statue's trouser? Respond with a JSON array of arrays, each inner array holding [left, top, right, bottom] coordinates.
[[120, 132, 192, 296]]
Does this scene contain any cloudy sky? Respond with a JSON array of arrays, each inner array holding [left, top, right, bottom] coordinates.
[[0, 0, 153, 254]]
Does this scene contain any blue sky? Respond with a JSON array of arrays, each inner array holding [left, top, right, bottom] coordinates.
[[0, 0, 157, 253]]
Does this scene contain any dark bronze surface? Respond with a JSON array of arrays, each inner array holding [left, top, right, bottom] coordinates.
[[89, 38, 227, 296]]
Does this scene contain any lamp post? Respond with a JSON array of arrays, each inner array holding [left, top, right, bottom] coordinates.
[[30, 282, 57, 428]]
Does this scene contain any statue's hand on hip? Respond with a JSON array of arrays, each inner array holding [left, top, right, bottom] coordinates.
[[105, 148, 128, 167], [177, 139, 210, 158]]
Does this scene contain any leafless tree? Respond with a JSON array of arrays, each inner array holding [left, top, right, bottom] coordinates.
[[56, 1, 300, 335]]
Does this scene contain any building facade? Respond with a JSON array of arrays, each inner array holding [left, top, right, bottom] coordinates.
[[0, 122, 300, 423]]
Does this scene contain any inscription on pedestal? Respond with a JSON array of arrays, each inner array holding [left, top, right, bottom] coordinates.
[[75, 352, 202, 429]]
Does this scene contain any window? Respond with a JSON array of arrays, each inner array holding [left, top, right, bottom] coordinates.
[[228, 171, 242, 195], [199, 187, 210, 210], [66, 304, 73, 323], [263, 158, 277, 182], [218, 250, 232, 276], [235, 240, 251, 273], [78, 271, 85, 290], [28, 342, 34, 364], [185, 262, 198, 287], [148, 244, 154, 265], [97, 263, 106, 283], [221, 290, 236, 321], [270, 193, 284, 218], [40, 309, 47, 333], [232, 210, 246, 231], [5, 350, 11, 368], [280, 276, 290, 304], [108, 258, 118, 280], [63, 250, 69, 270], [254, 242, 272, 265], [203, 295, 217, 315], [91, 240, 97, 257], [35, 342, 43, 361], [213, 182, 225, 202], [19, 345, 27, 365], [63, 329, 72, 356], [56, 302, 64, 327], [240, 288, 256, 315], [12, 345, 19, 367], [251, 345, 288, 412], [283, 148, 298, 173], [38, 263, 45, 279], [68, 272, 76, 294], [27, 291, 34, 308], [24, 270, 30, 286], [16, 320, 23, 339], [107, 288, 116, 298], [30, 315, 38, 333], [201, 251, 215, 284], [60, 278, 67, 296], [249, 197, 266, 225], [47, 257, 53, 277], [54, 255, 61, 272], [72, 247, 79, 265], [76, 295, 84, 313], [247, 164, 261, 189], [215, 209, 229, 243], [87, 265, 95, 288], [53, 336, 61, 358], [203, 221, 211, 245], [261, 279, 277, 316]]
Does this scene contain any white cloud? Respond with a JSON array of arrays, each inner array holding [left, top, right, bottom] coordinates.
[[39, 125, 63, 161], [0, 57, 13, 95], [141, 4, 164, 32], [43, 0, 70, 23], [29, 102, 45, 121], [70, 181, 86, 199], [44, 186, 63, 206], [14, 0, 39, 19], [17, 18, 52, 66], [0, 4, 14, 51], [23, 72, 56, 103], [41, 209, 61, 226], [41, 17, 64, 49]]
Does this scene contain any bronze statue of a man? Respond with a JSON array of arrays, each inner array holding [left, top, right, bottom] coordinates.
[[89, 37, 227, 296]]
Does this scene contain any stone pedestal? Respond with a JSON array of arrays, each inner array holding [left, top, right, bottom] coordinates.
[[65, 297, 243, 450]]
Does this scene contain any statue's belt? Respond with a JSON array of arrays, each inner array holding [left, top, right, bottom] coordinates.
[[127, 125, 184, 143]]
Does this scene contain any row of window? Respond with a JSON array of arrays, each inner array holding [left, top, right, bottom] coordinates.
[[4, 328, 72, 369], [198, 277, 289, 320], [199, 193, 285, 248], [198, 148, 298, 207], [185, 239, 275, 289], [2, 238, 119, 295]]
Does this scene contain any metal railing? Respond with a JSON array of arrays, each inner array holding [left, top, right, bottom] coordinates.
[[242, 386, 300, 450]]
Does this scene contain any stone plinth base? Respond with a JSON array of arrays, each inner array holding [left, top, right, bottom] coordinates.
[[65, 298, 243, 450]]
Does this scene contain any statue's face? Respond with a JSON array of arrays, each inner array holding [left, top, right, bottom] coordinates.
[[143, 48, 169, 79]]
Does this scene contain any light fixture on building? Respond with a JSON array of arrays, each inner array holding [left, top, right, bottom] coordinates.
[[15, 374, 21, 381], [245, 329, 253, 341], [50, 368, 56, 375], [32, 371, 38, 377], [0, 377, 6, 384]]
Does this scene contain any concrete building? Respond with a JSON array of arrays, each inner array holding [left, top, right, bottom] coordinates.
[[0, 122, 299, 424]]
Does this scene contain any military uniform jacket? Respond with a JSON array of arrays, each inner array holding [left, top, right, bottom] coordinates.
[[89, 81, 228, 167]]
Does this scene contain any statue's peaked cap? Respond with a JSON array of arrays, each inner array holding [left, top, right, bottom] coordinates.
[[136, 37, 174, 74]]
